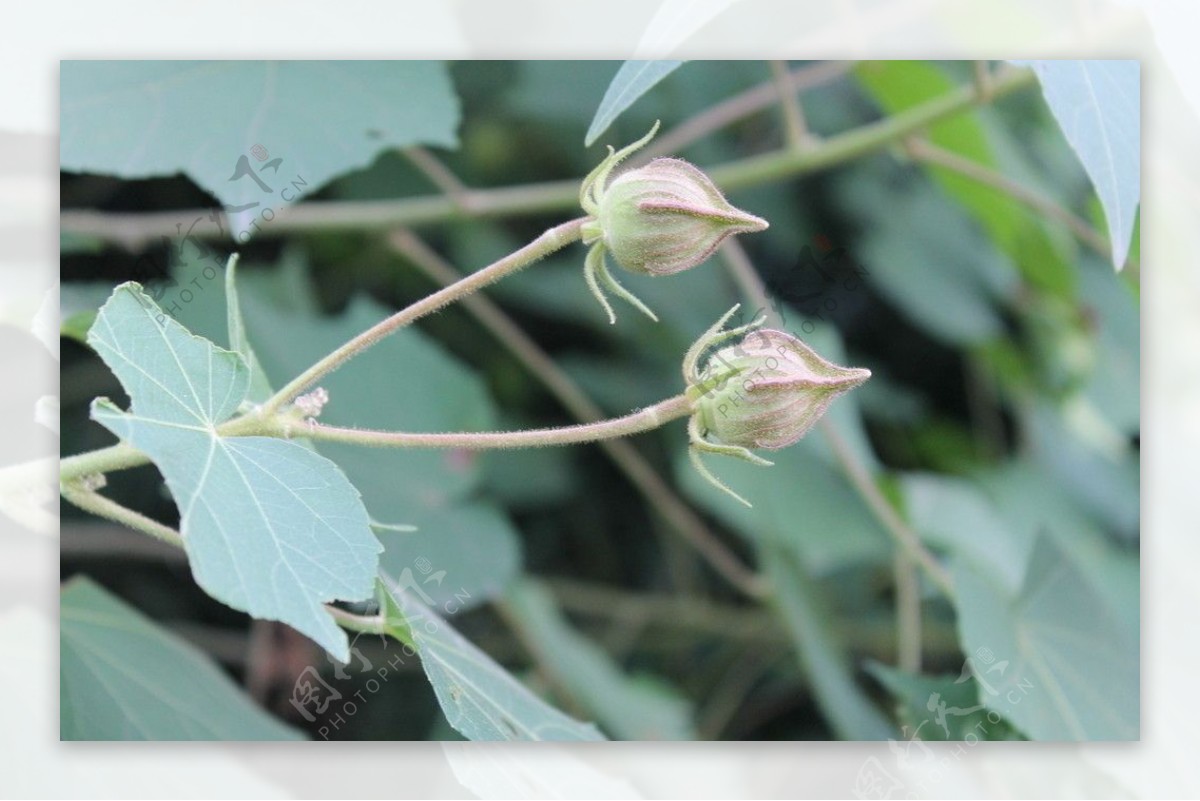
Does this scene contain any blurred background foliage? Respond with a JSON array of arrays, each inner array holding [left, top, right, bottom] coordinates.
[[60, 60, 1138, 741]]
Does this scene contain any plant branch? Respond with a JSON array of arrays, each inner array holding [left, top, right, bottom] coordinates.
[[904, 136, 1130, 267], [403, 146, 472, 209], [59, 443, 152, 485], [60, 219, 589, 480], [893, 550, 922, 673], [770, 60, 811, 150], [973, 60, 994, 102], [60, 480, 184, 548], [704, 63, 1035, 193], [292, 394, 694, 450], [821, 421, 954, 597], [637, 60, 851, 163], [391, 229, 767, 599], [259, 216, 587, 414], [59, 65, 1034, 245]]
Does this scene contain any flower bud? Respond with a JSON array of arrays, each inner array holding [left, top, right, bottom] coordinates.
[[693, 329, 871, 450], [578, 123, 768, 324], [592, 158, 768, 276]]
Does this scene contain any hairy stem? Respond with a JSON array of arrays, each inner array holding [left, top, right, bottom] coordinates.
[[391, 229, 767, 598], [259, 217, 587, 415], [60, 480, 184, 548], [292, 394, 694, 450]]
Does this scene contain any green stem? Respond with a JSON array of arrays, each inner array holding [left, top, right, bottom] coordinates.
[[905, 136, 1129, 267], [59, 442, 150, 485], [769, 60, 810, 150], [707, 64, 1035, 192], [893, 550, 922, 673], [58, 67, 1035, 245], [292, 394, 694, 450], [60, 481, 184, 548], [392, 230, 767, 599], [260, 217, 587, 415], [821, 420, 954, 597]]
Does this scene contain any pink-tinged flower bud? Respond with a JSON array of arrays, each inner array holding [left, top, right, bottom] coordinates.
[[681, 306, 870, 507], [592, 158, 768, 276], [695, 329, 870, 450], [578, 123, 768, 324]]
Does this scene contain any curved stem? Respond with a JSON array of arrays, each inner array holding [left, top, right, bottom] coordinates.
[[392, 230, 767, 598], [259, 217, 587, 415], [60, 442, 151, 485], [293, 394, 693, 450], [325, 606, 386, 635]]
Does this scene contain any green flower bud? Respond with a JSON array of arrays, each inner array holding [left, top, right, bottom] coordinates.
[[681, 305, 871, 506], [589, 158, 768, 277], [694, 329, 870, 450], [578, 122, 768, 324]]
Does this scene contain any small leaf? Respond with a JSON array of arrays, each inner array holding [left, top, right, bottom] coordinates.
[[501, 579, 697, 740], [952, 532, 1139, 740], [585, 60, 684, 146], [85, 283, 381, 660], [61, 61, 460, 241], [60, 577, 303, 740], [379, 579, 605, 742], [1014, 60, 1140, 269]]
